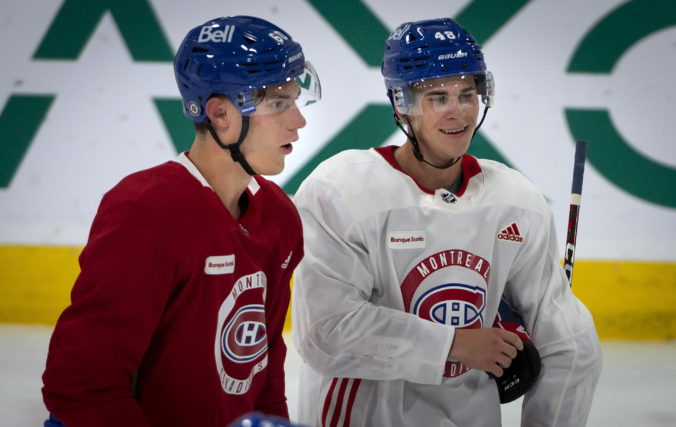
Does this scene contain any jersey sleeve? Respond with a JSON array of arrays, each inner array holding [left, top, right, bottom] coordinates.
[[505, 206, 602, 426], [292, 176, 454, 385], [254, 224, 304, 419], [42, 189, 178, 427]]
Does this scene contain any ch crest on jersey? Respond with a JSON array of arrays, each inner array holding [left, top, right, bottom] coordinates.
[[214, 271, 269, 395], [400, 249, 491, 378], [222, 305, 268, 363], [412, 284, 485, 328]]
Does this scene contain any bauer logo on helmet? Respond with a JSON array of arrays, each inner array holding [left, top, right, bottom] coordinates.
[[438, 51, 468, 60]]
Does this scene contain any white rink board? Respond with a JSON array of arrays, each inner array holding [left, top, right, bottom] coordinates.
[[0, 0, 674, 260]]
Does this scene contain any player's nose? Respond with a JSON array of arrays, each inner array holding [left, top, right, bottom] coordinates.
[[288, 106, 306, 130]]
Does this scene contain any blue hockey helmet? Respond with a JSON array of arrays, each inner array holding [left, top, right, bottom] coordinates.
[[381, 18, 494, 115], [174, 16, 320, 123]]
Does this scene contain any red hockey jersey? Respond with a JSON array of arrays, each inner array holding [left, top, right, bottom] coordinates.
[[43, 153, 303, 426]]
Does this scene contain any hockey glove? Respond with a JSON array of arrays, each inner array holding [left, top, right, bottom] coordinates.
[[489, 297, 542, 403]]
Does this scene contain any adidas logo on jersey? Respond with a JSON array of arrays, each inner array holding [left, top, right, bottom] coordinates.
[[497, 222, 524, 243], [281, 251, 292, 269]]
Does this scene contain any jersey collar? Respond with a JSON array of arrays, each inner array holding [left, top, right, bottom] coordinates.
[[374, 145, 482, 197], [173, 152, 260, 195]]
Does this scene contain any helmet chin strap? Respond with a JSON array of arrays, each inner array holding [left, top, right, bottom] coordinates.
[[388, 92, 489, 170], [206, 116, 258, 176]]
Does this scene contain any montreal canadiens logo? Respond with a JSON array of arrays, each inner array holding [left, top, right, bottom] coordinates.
[[412, 283, 486, 328], [222, 304, 268, 363]]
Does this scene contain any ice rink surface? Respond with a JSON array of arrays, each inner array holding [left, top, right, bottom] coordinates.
[[2, 324, 675, 426]]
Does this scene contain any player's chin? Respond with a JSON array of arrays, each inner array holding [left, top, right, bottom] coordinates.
[[261, 159, 286, 176], [437, 136, 470, 155]]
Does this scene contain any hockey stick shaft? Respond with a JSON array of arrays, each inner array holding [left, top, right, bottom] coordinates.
[[563, 140, 587, 285]]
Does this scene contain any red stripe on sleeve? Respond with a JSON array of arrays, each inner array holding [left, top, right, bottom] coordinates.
[[343, 379, 362, 427], [322, 378, 339, 427]]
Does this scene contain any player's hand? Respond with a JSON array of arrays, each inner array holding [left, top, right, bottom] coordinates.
[[448, 328, 524, 377]]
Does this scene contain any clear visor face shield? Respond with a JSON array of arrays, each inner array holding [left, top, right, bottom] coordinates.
[[250, 61, 322, 116], [394, 71, 494, 117]]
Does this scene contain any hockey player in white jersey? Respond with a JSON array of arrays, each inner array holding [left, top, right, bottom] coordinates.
[[292, 17, 602, 427]]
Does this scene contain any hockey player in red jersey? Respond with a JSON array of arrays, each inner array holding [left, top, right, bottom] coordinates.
[[41, 16, 320, 427], [292, 17, 601, 426]]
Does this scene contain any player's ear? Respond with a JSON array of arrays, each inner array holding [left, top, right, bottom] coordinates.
[[205, 96, 237, 130]]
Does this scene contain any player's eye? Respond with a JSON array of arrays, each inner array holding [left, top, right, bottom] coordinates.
[[267, 99, 291, 112], [430, 95, 447, 104], [459, 93, 474, 103]]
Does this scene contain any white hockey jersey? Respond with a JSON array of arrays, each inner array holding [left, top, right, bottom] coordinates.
[[292, 146, 602, 427]]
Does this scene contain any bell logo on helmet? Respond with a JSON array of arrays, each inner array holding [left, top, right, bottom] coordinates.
[[197, 24, 235, 43]]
